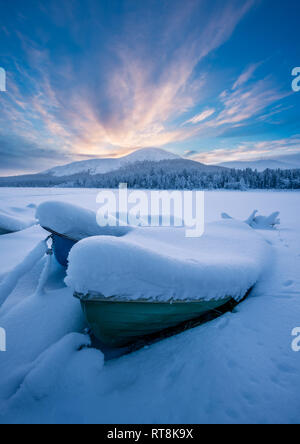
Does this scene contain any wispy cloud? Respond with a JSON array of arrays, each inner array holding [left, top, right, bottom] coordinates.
[[215, 77, 288, 126], [183, 109, 215, 125], [191, 136, 300, 164], [232, 62, 262, 90], [184, 150, 198, 157]]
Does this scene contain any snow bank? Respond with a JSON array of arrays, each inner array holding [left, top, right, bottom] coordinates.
[[0, 287, 85, 401], [36, 201, 132, 240], [0, 211, 36, 234], [66, 220, 270, 302], [0, 240, 48, 307], [13, 333, 104, 402], [0, 226, 46, 281]]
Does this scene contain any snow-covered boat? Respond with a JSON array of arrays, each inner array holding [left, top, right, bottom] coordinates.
[[45, 230, 77, 268], [66, 219, 270, 347], [36, 201, 131, 267]]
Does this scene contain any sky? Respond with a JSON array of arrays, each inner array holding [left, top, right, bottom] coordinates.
[[0, 0, 299, 175]]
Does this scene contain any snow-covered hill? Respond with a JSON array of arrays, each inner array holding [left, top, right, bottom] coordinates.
[[45, 148, 180, 177], [217, 153, 300, 171]]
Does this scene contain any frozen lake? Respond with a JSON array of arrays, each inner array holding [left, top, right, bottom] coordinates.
[[0, 188, 300, 424]]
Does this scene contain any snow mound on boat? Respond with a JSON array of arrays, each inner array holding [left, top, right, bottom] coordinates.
[[65, 220, 270, 302], [0, 211, 36, 234], [36, 201, 132, 241]]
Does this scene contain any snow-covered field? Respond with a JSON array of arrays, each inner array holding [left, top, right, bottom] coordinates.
[[0, 188, 300, 424]]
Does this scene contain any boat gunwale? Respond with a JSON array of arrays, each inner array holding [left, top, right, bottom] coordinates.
[[74, 291, 233, 305], [42, 226, 79, 242], [0, 228, 14, 235]]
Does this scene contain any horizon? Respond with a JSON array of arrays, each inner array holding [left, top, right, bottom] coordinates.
[[1, 145, 300, 178], [0, 0, 299, 175]]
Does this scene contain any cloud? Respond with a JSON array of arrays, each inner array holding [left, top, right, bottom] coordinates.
[[0, 0, 256, 173], [258, 105, 293, 122], [232, 62, 262, 90], [6, 1, 295, 174], [183, 109, 215, 125], [184, 150, 198, 157], [190, 136, 300, 164], [215, 77, 288, 126], [0, 133, 72, 175]]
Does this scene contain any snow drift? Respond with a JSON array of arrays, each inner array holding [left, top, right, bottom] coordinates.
[[1, 188, 300, 424], [0, 286, 85, 400], [0, 211, 36, 234]]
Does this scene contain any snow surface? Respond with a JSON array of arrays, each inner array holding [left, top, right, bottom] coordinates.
[[66, 220, 269, 302], [0, 240, 48, 307], [0, 188, 300, 424], [45, 148, 180, 177], [0, 206, 36, 233]]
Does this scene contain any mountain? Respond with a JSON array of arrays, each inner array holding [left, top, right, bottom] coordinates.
[[1, 152, 300, 190], [217, 153, 300, 171], [45, 148, 180, 177], [2, 147, 300, 189], [0, 148, 224, 188]]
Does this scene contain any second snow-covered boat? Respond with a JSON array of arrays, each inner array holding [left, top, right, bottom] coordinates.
[[36, 201, 132, 267], [44, 229, 77, 267]]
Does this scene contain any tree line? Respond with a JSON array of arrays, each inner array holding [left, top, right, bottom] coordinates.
[[1, 160, 300, 190], [73, 163, 300, 190]]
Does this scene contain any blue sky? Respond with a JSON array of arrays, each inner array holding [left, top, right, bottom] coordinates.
[[0, 0, 299, 175]]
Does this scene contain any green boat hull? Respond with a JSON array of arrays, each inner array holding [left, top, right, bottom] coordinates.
[[75, 293, 233, 347]]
